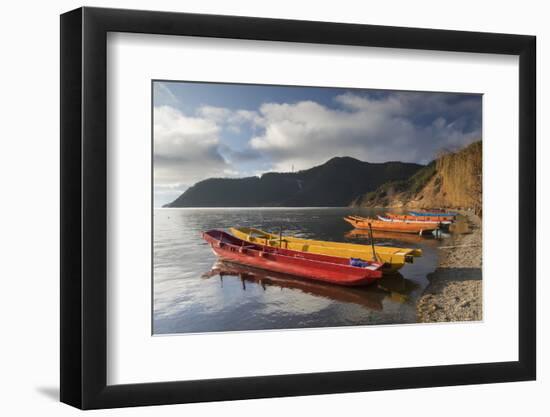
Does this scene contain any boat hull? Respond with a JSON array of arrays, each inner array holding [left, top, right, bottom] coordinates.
[[229, 227, 422, 274], [344, 216, 438, 235], [202, 230, 383, 286]]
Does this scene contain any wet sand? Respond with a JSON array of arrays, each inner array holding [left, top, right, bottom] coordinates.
[[416, 211, 482, 322]]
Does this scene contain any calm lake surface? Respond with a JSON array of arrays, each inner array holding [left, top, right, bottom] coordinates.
[[153, 207, 446, 334]]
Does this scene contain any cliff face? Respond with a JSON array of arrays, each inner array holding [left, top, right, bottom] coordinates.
[[164, 157, 423, 208], [353, 141, 482, 214]]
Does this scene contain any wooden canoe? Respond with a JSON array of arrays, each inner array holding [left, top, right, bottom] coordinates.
[[229, 227, 422, 274], [202, 230, 383, 286], [384, 213, 455, 223], [344, 215, 438, 235], [409, 210, 457, 217]]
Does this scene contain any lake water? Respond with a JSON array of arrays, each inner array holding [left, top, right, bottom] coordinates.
[[153, 207, 446, 334]]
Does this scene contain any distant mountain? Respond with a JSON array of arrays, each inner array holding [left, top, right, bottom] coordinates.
[[164, 156, 423, 207]]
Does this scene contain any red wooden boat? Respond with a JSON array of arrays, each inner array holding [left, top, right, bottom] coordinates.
[[202, 230, 383, 286]]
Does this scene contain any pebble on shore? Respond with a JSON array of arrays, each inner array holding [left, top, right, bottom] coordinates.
[[416, 211, 482, 323]]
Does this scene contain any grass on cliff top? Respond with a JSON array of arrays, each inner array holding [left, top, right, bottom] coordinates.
[[361, 162, 436, 203]]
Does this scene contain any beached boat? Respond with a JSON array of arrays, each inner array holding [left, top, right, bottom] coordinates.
[[409, 210, 458, 217], [384, 213, 455, 224], [229, 227, 422, 274], [202, 230, 384, 286], [344, 215, 438, 235]]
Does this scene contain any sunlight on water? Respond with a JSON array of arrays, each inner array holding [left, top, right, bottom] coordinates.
[[153, 207, 444, 334]]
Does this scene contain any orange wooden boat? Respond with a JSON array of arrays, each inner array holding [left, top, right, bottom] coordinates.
[[344, 215, 438, 235], [385, 213, 455, 223]]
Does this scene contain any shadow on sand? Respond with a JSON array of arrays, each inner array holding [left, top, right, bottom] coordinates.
[[427, 267, 482, 283]]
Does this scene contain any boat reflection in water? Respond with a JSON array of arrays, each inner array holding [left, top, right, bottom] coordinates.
[[376, 272, 420, 304], [202, 261, 419, 312]]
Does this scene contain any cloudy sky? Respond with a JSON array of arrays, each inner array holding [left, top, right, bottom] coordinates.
[[153, 81, 482, 207]]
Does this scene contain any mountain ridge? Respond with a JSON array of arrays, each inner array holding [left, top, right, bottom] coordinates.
[[164, 156, 424, 208]]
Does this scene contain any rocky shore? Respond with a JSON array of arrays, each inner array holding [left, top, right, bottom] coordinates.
[[416, 211, 482, 322]]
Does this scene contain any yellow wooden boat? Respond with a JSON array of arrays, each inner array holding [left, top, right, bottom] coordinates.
[[228, 227, 422, 274]]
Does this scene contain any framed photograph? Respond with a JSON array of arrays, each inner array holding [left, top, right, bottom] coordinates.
[[60, 6, 536, 409]]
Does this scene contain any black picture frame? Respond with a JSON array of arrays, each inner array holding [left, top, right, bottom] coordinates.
[[60, 6, 536, 410]]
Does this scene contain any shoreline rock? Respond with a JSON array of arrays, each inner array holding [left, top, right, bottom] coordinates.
[[416, 211, 482, 323]]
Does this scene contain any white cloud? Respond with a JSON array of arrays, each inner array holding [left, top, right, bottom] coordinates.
[[197, 105, 264, 130], [154, 105, 231, 188], [153, 104, 266, 204], [248, 93, 480, 171], [196, 105, 232, 122], [335, 92, 405, 114]]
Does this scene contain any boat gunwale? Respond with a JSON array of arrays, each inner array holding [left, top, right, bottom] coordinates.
[[377, 215, 452, 225], [409, 210, 458, 217], [229, 226, 421, 257]]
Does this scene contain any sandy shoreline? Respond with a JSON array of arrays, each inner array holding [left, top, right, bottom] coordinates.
[[416, 211, 482, 322]]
